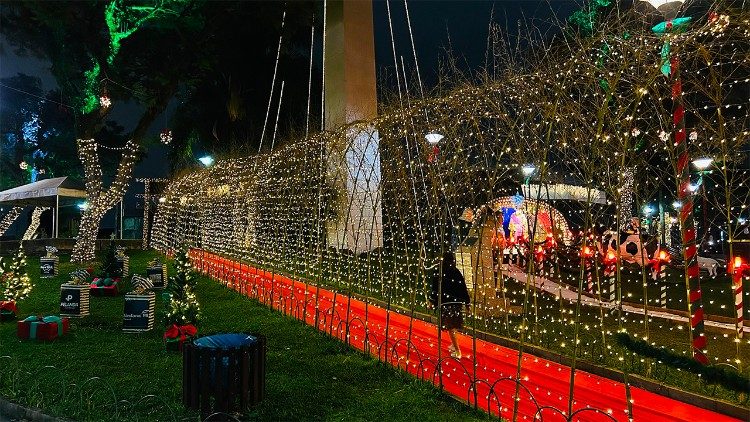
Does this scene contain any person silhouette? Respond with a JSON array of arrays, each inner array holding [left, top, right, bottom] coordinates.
[[429, 251, 470, 358]]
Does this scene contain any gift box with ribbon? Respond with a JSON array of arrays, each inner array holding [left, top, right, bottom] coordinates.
[[0, 301, 18, 322], [90, 277, 121, 296], [17, 315, 70, 340], [164, 324, 198, 351]]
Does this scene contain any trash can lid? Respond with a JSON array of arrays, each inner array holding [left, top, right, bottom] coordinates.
[[194, 333, 257, 349]]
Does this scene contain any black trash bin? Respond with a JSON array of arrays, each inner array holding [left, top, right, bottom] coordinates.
[[183, 333, 266, 419]]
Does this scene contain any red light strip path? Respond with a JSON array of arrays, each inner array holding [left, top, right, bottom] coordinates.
[[190, 250, 743, 422]]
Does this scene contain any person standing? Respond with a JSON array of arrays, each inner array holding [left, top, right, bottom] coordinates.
[[430, 251, 470, 358]]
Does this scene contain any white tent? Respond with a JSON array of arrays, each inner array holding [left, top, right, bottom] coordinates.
[[0, 177, 86, 238]]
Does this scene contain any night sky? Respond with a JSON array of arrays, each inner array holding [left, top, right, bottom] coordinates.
[[0, 1, 580, 220]]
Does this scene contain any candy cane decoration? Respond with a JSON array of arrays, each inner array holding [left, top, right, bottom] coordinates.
[[651, 250, 670, 308], [731, 257, 746, 339], [605, 251, 617, 304], [652, 16, 706, 364]]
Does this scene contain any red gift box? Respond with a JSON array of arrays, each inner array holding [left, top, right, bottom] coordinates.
[[90, 277, 121, 296], [17, 316, 70, 340], [0, 301, 17, 322]]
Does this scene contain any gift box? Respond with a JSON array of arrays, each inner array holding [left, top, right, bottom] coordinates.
[[60, 284, 91, 317], [164, 324, 197, 351], [40, 256, 59, 278], [90, 277, 121, 297], [123, 292, 155, 332], [17, 315, 69, 341], [116, 255, 130, 277], [0, 301, 18, 322], [147, 264, 168, 289]]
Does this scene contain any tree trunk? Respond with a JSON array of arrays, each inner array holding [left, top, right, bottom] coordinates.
[[71, 207, 106, 262], [71, 138, 137, 263], [70, 80, 178, 263]]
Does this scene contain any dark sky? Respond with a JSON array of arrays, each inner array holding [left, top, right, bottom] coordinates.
[[1, 0, 581, 217]]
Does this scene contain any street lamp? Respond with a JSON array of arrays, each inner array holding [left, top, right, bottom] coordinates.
[[643, 205, 654, 216], [521, 164, 536, 178], [425, 132, 444, 145], [77, 201, 89, 211], [638, 0, 685, 19], [198, 155, 214, 167], [691, 157, 713, 172], [672, 200, 682, 209]]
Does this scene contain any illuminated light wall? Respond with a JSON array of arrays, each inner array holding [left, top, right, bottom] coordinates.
[[327, 125, 383, 253], [152, 7, 750, 402]]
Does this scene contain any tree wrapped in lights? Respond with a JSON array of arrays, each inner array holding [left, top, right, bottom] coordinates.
[[0, 1, 202, 262], [0, 245, 33, 303], [163, 249, 201, 327]]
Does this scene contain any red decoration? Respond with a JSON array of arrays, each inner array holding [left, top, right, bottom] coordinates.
[[0, 301, 18, 315], [17, 317, 69, 341], [164, 324, 198, 351], [189, 250, 737, 422], [90, 277, 121, 296]]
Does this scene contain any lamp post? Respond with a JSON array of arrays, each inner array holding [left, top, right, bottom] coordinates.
[[198, 155, 214, 167], [425, 132, 443, 163], [692, 157, 713, 253]]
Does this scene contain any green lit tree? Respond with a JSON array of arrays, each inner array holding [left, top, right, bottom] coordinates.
[[0, 245, 33, 303], [163, 249, 200, 326]]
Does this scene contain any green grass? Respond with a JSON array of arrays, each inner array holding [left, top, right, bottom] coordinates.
[[0, 250, 486, 422]]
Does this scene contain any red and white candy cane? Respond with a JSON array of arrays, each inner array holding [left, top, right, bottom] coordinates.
[[668, 44, 708, 363], [731, 257, 747, 339]]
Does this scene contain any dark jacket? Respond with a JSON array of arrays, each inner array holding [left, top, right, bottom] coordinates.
[[430, 265, 470, 307]]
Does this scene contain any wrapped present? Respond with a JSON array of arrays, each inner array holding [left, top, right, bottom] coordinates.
[[60, 283, 90, 317], [0, 301, 18, 322], [164, 324, 197, 351], [40, 256, 59, 278], [123, 291, 155, 332], [146, 260, 168, 289], [115, 247, 130, 277], [17, 315, 69, 340], [90, 277, 121, 297]]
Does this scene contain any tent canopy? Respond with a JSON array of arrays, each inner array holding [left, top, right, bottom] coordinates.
[[0, 177, 86, 206]]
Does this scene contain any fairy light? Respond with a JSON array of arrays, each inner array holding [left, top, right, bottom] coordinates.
[[146, 4, 750, 419], [71, 138, 139, 263], [22, 207, 49, 240]]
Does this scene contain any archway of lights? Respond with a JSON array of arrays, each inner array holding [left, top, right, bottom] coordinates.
[[152, 7, 749, 421]]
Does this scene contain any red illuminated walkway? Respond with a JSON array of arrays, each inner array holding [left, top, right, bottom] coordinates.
[[190, 250, 742, 422]]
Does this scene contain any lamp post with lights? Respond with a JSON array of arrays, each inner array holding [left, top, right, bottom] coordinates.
[[692, 157, 713, 253]]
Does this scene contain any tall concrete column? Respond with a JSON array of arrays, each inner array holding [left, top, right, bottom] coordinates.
[[324, 0, 377, 127], [324, 0, 382, 253]]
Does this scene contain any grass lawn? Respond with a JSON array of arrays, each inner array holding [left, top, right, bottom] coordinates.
[[0, 250, 486, 421]]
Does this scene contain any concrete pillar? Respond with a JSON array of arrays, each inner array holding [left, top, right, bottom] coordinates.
[[324, 0, 382, 253], [324, 0, 377, 128]]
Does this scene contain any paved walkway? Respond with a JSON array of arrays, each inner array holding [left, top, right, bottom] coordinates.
[[503, 265, 749, 334], [193, 250, 743, 422]]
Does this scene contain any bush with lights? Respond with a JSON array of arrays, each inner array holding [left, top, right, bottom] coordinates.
[[163, 249, 200, 351], [0, 245, 34, 321]]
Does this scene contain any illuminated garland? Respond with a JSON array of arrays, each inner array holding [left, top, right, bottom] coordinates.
[[0, 207, 24, 237], [71, 138, 138, 263], [22, 207, 49, 240], [614, 332, 749, 394]]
